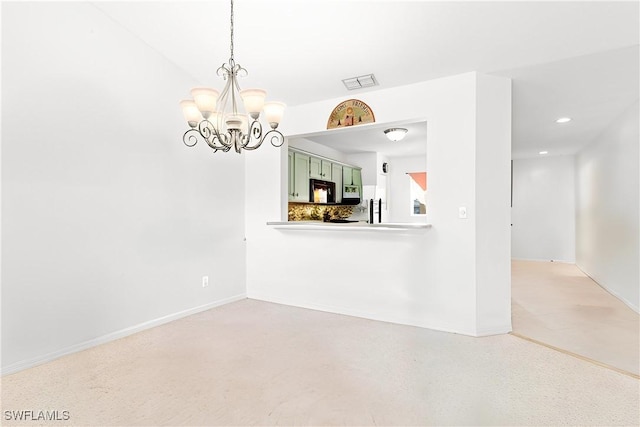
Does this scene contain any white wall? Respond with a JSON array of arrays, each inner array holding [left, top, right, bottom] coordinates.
[[576, 101, 639, 312], [1, 3, 247, 373], [387, 155, 428, 223], [345, 152, 377, 185], [511, 155, 576, 262], [245, 72, 512, 336]]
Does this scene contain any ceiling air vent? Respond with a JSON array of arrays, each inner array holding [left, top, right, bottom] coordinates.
[[342, 74, 378, 90]]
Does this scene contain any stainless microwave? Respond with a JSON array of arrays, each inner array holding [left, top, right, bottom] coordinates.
[[342, 184, 360, 205]]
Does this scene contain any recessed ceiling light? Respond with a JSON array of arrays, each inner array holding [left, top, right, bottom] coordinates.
[[539, 151, 549, 155], [556, 117, 571, 123]]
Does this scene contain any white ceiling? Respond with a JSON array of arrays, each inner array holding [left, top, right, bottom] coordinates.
[[94, 1, 639, 158]]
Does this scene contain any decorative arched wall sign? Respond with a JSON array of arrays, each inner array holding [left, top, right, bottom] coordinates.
[[326, 99, 375, 129]]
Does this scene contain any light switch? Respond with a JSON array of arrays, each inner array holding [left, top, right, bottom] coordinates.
[[459, 207, 467, 219]]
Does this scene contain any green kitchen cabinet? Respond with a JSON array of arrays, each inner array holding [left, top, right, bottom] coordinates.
[[309, 156, 331, 180], [352, 168, 362, 187], [343, 166, 362, 186], [343, 166, 353, 185], [288, 151, 294, 199], [289, 152, 310, 202], [332, 163, 343, 203], [342, 166, 363, 200]]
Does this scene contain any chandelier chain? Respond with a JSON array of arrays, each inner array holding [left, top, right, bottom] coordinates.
[[229, 0, 235, 63]]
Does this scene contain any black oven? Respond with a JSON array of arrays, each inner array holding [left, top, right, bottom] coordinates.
[[309, 179, 335, 203]]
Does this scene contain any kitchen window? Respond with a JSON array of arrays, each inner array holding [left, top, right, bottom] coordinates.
[[408, 172, 427, 215]]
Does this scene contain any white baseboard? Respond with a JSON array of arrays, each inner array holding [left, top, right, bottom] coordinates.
[[1, 294, 247, 376], [511, 257, 575, 264], [475, 325, 513, 336], [248, 293, 480, 337], [603, 286, 639, 313], [575, 266, 640, 314]]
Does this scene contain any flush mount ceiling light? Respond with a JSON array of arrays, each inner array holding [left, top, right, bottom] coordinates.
[[384, 128, 408, 142], [556, 117, 572, 124], [539, 151, 549, 155], [342, 74, 378, 90], [179, 0, 285, 153]]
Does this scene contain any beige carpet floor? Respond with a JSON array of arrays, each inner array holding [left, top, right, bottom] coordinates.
[[2, 298, 640, 426], [512, 260, 640, 376]]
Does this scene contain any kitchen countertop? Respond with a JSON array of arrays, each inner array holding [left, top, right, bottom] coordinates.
[[266, 221, 431, 231]]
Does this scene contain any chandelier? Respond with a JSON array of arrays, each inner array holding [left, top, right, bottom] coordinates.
[[179, 0, 285, 153]]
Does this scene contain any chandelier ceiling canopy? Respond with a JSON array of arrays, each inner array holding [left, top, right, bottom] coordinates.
[[179, 0, 285, 154]]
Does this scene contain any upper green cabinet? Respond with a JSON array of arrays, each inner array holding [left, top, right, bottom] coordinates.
[[289, 151, 310, 202], [352, 168, 362, 187], [343, 166, 353, 185], [309, 157, 331, 180], [343, 166, 362, 186], [332, 163, 343, 203]]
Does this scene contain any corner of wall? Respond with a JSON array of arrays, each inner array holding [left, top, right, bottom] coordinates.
[[474, 73, 513, 335]]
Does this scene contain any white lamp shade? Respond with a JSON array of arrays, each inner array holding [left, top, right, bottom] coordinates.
[[240, 89, 266, 116], [263, 101, 286, 125], [190, 87, 219, 118], [179, 100, 202, 126]]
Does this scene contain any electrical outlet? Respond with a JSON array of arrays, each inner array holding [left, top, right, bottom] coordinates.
[[459, 207, 467, 219], [202, 276, 209, 288]]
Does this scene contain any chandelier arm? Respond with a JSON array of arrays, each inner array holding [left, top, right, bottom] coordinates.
[[199, 120, 231, 151], [238, 120, 264, 151], [212, 130, 234, 150], [234, 63, 248, 78], [217, 63, 231, 79], [230, 131, 246, 154], [240, 139, 263, 151], [183, 128, 203, 147], [232, 70, 244, 92], [218, 75, 233, 105], [204, 133, 227, 152], [207, 139, 230, 153], [230, 74, 239, 114], [234, 137, 243, 154], [263, 129, 286, 148]]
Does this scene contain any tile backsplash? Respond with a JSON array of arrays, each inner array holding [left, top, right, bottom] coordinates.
[[288, 203, 354, 221]]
